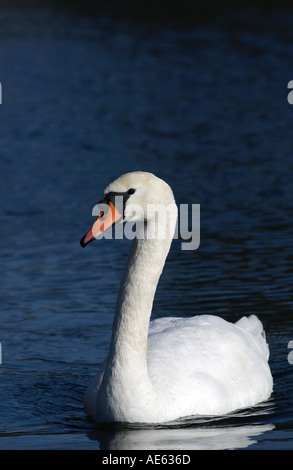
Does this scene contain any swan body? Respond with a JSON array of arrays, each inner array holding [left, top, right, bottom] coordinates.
[[80, 171, 273, 423]]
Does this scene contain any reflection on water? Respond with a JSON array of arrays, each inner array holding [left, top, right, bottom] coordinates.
[[91, 424, 274, 450], [88, 402, 275, 450]]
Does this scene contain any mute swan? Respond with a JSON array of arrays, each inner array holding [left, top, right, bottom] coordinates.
[[80, 171, 273, 424]]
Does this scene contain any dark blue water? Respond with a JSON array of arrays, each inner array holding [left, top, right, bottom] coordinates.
[[1, 3, 293, 449]]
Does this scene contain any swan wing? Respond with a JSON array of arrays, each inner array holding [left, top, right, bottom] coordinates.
[[147, 314, 273, 417]]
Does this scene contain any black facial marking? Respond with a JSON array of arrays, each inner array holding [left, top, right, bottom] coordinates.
[[127, 188, 136, 195], [98, 190, 135, 218]]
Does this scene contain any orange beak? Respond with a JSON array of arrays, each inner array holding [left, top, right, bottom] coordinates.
[[80, 201, 122, 247]]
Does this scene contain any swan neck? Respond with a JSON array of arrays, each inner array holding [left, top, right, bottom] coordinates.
[[97, 204, 177, 421], [109, 205, 177, 362], [110, 237, 170, 360]]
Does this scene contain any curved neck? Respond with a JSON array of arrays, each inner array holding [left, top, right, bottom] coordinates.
[[98, 205, 177, 420], [110, 235, 171, 362], [112, 213, 177, 354]]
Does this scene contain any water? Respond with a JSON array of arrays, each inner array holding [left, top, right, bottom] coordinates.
[[1, 2, 293, 450]]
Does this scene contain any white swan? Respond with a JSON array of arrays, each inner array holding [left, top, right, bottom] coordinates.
[[80, 171, 273, 424]]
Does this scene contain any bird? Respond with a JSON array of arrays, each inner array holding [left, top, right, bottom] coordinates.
[[80, 171, 273, 424]]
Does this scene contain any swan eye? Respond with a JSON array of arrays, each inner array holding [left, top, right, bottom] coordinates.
[[127, 188, 135, 195]]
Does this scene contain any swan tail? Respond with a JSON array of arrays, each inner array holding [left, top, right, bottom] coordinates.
[[236, 314, 265, 338], [236, 314, 270, 360]]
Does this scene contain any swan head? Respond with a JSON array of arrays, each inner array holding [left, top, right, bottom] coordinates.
[[80, 171, 177, 247]]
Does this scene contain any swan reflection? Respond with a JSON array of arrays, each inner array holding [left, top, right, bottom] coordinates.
[[89, 422, 274, 450]]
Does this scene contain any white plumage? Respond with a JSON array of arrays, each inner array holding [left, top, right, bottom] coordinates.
[[81, 171, 273, 423]]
